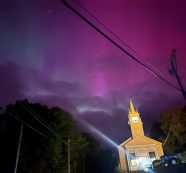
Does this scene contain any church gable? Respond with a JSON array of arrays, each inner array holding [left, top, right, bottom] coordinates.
[[124, 135, 162, 147], [118, 100, 164, 172], [119, 137, 132, 147]]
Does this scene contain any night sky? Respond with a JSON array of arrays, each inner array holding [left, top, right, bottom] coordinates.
[[0, 0, 186, 144]]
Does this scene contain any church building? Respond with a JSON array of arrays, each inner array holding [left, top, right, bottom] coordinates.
[[118, 100, 164, 172]]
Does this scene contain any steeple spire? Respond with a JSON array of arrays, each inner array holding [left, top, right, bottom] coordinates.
[[128, 99, 144, 137], [129, 99, 136, 113]]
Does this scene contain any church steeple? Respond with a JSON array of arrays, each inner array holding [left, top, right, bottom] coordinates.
[[129, 99, 138, 114], [128, 99, 144, 138]]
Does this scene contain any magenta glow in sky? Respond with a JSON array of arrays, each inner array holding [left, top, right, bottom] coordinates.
[[0, 0, 186, 142]]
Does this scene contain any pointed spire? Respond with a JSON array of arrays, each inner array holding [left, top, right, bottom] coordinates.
[[129, 99, 136, 113], [136, 108, 139, 113]]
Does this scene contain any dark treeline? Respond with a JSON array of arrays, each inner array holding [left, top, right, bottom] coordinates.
[[0, 100, 118, 173], [150, 106, 186, 154]]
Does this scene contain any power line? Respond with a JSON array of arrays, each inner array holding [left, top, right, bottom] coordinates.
[[18, 102, 60, 139], [61, 0, 181, 92], [163, 119, 172, 146], [163, 126, 172, 146], [9, 113, 50, 139], [17, 102, 70, 173], [73, 0, 162, 76], [22, 102, 56, 134]]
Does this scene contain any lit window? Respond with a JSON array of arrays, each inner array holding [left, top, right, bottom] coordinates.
[[149, 152, 156, 160], [129, 153, 137, 166]]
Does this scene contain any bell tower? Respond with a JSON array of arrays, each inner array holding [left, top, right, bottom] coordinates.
[[128, 99, 144, 138]]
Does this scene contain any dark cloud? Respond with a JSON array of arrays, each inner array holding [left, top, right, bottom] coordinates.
[[31, 95, 77, 115], [0, 61, 87, 114], [0, 60, 185, 144], [0, 0, 186, 146], [0, 62, 26, 106]]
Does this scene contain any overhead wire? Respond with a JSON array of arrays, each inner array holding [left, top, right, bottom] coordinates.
[[73, 0, 161, 77], [18, 101, 60, 139], [19, 102, 70, 144], [9, 113, 50, 139], [21, 102, 55, 132], [163, 126, 172, 146], [61, 0, 181, 92]]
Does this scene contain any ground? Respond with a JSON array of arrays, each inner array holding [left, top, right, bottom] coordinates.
[[122, 163, 186, 173]]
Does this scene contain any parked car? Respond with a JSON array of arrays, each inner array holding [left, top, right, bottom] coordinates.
[[153, 151, 186, 168]]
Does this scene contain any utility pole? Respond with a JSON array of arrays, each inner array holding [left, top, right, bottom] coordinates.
[[68, 138, 71, 173], [83, 155, 85, 173], [163, 50, 186, 147], [169, 49, 186, 103], [14, 123, 23, 173]]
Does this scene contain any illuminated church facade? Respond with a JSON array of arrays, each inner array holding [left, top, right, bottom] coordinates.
[[118, 100, 164, 172]]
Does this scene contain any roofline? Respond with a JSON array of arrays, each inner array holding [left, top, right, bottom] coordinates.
[[119, 135, 163, 147], [119, 137, 132, 147]]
